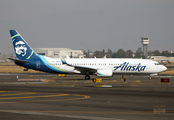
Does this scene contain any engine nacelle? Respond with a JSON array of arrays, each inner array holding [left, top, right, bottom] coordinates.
[[97, 69, 113, 77]]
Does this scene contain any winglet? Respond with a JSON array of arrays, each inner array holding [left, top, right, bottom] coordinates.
[[59, 55, 73, 67], [59, 55, 67, 64], [66, 55, 70, 59]]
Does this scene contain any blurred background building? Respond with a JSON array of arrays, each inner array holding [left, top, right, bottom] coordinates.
[[33, 48, 84, 58]]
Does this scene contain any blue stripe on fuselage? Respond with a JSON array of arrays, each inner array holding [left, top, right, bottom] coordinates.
[[38, 55, 68, 74]]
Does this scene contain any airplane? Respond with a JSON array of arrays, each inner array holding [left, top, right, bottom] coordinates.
[[8, 30, 167, 81]]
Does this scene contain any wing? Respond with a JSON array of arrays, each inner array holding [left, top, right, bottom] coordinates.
[[59, 56, 97, 74]]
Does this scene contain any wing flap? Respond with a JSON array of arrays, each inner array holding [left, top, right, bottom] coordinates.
[[74, 66, 97, 73]]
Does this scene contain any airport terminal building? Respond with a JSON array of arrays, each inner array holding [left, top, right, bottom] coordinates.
[[33, 48, 84, 58], [0, 48, 84, 62]]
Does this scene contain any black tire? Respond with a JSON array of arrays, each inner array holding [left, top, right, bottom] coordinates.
[[123, 78, 126, 82], [85, 75, 90, 80]]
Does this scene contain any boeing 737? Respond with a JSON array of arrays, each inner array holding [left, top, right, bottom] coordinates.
[[8, 30, 167, 80]]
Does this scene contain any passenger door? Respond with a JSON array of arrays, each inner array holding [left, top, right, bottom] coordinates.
[[36, 61, 40, 69]]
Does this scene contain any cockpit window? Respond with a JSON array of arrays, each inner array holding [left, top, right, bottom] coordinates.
[[154, 63, 159, 65]]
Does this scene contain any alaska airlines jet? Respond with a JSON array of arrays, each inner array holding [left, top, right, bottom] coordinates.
[[9, 30, 167, 80]]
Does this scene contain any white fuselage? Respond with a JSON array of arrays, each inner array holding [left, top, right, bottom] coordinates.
[[44, 57, 167, 75]]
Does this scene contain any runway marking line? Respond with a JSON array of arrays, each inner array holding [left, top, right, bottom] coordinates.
[[0, 92, 37, 97], [0, 109, 121, 120], [0, 94, 69, 100], [0, 91, 90, 103], [1, 109, 174, 120], [30, 110, 174, 114], [0, 91, 6, 93], [130, 83, 139, 86], [43, 79, 56, 82]]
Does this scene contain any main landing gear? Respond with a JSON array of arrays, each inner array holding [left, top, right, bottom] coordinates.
[[122, 75, 126, 82], [24, 68, 28, 71], [85, 75, 90, 80]]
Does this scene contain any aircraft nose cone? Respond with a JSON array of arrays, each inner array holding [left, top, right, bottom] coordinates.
[[161, 65, 167, 72]]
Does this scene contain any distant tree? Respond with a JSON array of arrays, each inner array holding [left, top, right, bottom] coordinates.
[[84, 50, 87, 58], [94, 50, 104, 58], [106, 49, 113, 58], [84, 50, 94, 58], [148, 50, 153, 56], [153, 50, 161, 56], [135, 47, 143, 58], [171, 52, 174, 57], [103, 49, 105, 57], [85, 48, 174, 58], [84, 50, 89, 58], [112, 52, 118, 58], [125, 49, 133, 58], [140, 55, 146, 59], [116, 49, 126, 58], [161, 50, 170, 57]]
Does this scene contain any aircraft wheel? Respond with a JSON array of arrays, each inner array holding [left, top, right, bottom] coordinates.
[[149, 76, 152, 79], [122, 75, 126, 82], [85, 75, 90, 80], [24, 68, 28, 71], [123, 78, 126, 82]]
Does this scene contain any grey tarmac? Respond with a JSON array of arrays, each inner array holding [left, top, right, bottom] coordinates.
[[0, 73, 174, 120]]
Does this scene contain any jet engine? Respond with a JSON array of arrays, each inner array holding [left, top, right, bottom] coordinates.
[[97, 69, 113, 77]]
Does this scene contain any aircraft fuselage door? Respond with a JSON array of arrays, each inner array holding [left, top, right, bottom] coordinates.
[[36, 61, 40, 69], [146, 62, 150, 69]]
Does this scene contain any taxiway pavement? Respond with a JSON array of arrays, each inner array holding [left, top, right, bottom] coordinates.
[[0, 73, 174, 120]]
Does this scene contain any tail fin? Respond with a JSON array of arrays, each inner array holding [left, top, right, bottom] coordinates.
[[10, 30, 37, 60]]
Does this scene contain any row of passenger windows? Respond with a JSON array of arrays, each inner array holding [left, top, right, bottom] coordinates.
[[47, 63, 121, 66]]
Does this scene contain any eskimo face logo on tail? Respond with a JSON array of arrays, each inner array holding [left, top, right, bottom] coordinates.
[[114, 62, 146, 72], [15, 41, 27, 56]]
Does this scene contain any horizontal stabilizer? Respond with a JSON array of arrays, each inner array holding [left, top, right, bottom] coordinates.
[[8, 58, 28, 63]]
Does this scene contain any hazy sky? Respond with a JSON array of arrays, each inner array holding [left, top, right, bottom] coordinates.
[[0, 0, 174, 54]]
